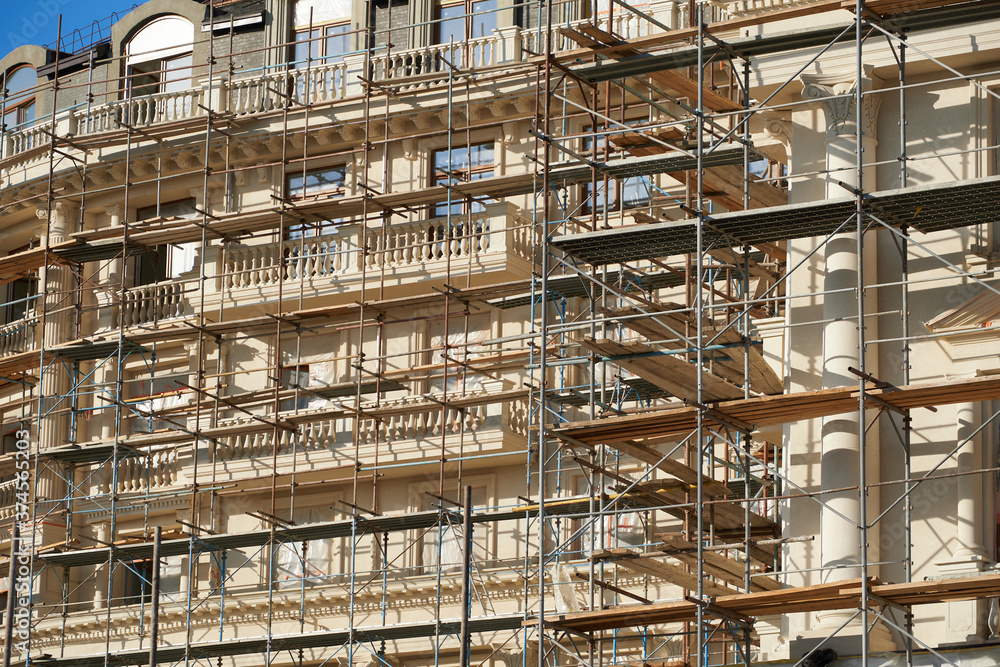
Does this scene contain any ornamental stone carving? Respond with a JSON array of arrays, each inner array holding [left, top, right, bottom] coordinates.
[[801, 65, 881, 143]]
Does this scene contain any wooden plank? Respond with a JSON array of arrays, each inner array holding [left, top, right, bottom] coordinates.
[[647, 70, 742, 113], [580, 337, 745, 401], [612, 441, 732, 498], [595, 548, 738, 597], [558, 375, 1000, 448], [668, 165, 788, 210], [600, 305, 783, 396], [657, 534, 781, 592], [542, 574, 1000, 633]]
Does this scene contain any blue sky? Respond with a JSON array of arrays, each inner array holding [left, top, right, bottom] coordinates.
[[5, 0, 141, 55]]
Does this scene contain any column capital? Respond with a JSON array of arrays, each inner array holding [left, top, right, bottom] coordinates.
[[801, 65, 881, 143], [34, 201, 79, 242]]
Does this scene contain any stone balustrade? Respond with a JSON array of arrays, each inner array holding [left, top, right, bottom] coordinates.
[[120, 281, 188, 327], [0, 311, 37, 358], [115, 449, 180, 493], [223, 201, 531, 293], [214, 394, 528, 464], [76, 87, 206, 135], [0, 479, 18, 520]]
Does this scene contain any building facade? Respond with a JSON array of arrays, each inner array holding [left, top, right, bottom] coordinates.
[[2, 0, 1000, 665]]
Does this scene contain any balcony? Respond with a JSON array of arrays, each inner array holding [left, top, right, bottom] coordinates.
[[1, 7, 706, 163], [220, 201, 534, 304], [212, 388, 529, 478]]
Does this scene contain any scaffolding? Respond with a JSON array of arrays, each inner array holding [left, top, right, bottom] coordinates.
[[2, 0, 1000, 666]]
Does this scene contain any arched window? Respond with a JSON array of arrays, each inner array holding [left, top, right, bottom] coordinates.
[[125, 16, 194, 97], [2, 65, 37, 131]]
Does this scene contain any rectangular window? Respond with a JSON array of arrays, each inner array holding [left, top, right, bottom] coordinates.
[[431, 142, 494, 217], [367, 0, 409, 52], [286, 165, 347, 238], [122, 560, 153, 606], [435, 0, 497, 44], [3, 274, 37, 325], [272, 503, 345, 589], [131, 199, 199, 285], [292, 0, 352, 66], [416, 482, 492, 572], [129, 371, 189, 434]]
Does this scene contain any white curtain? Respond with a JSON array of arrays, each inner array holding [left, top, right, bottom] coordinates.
[[274, 506, 335, 588]]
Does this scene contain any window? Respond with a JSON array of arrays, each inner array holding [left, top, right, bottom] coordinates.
[[569, 474, 647, 558], [367, 0, 409, 53], [292, 0, 351, 66], [431, 142, 494, 217], [435, 0, 497, 44], [414, 481, 493, 572], [286, 165, 347, 238], [434, 0, 497, 68], [131, 199, 199, 285], [273, 503, 345, 588], [129, 371, 188, 434], [427, 314, 490, 393], [3, 273, 37, 325], [2, 66, 36, 132], [0, 429, 24, 482], [119, 555, 182, 606], [124, 16, 194, 98], [582, 123, 651, 214]]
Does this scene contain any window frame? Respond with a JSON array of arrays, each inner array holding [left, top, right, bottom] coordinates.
[[285, 164, 348, 238], [2, 65, 37, 132], [293, 21, 351, 67], [127, 368, 189, 435], [129, 199, 199, 286], [124, 16, 195, 100], [434, 0, 498, 45], [430, 141, 495, 218]]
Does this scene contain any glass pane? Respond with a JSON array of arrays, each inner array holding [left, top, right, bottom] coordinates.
[[21, 102, 34, 126], [162, 54, 193, 93], [470, 143, 493, 169], [4, 67, 36, 109], [470, 0, 497, 38], [325, 24, 350, 60], [436, 3, 465, 44], [294, 29, 321, 67], [620, 176, 649, 209], [128, 61, 162, 98], [289, 166, 346, 196]]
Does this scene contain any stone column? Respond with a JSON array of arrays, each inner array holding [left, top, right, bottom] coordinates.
[[92, 521, 110, 610], [935, 402, 991, 643], [956, 402, 986, 559], [34, 201, 80, 503], [800, 68, 893, 651]]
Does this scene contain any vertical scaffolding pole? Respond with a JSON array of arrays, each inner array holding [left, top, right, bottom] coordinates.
[[459, 485, 473, 667], [855, 1, 871, 664], [148, 526, 161, 667]]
